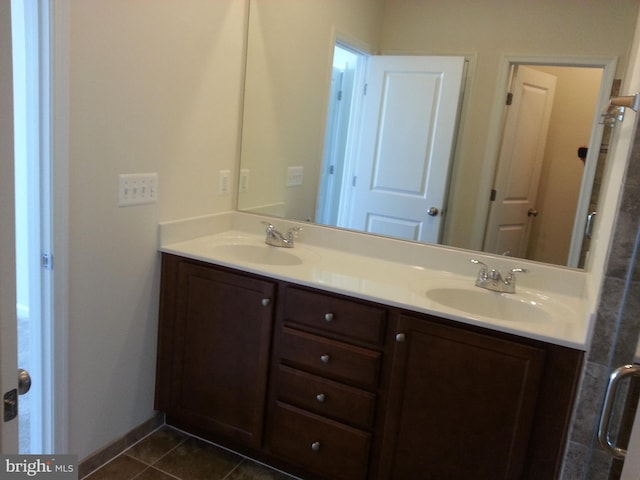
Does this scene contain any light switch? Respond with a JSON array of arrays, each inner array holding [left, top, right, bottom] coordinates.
[[118, 173, 158, 207]]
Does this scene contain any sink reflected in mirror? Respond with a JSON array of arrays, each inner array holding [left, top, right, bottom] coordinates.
[[424, 287, 551, 323], [212, 244, 303, 266]]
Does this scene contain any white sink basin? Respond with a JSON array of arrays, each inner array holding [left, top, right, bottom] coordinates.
[[425, 286, 551, 323], [212, 244, 303, 266]]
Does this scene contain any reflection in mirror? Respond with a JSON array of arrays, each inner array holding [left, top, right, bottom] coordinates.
[[238, 0, 639, 268]]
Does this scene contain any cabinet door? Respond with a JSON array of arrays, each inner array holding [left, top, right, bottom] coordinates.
[[382, 315, 545, 480], [167, 260, 275, 448]]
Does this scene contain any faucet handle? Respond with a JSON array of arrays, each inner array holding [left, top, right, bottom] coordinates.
[[505, 267, 528, 288], [470, 258, 488, 270], [261, 221, 275, 232], [509, 267, 528, 274]]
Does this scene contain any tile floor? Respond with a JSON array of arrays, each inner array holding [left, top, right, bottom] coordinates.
[[82, 425, 300, 480]]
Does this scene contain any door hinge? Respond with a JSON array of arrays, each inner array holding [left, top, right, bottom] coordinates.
[[337, 90, 343, 101], [506, 92, 513, 105], [490, 189, 497, 201], [352, 176, 357, 187], [329, 165, 335, 174], [363, 83, 368, 96], [42, 253, 53, 270]]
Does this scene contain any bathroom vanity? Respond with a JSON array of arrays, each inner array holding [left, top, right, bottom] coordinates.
[[155, 214, 588, 480]]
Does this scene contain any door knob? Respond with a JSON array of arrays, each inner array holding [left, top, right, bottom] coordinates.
[[528, 208, 538, 217], [18, 369, 31, 395], [427, 207, 439, 216]]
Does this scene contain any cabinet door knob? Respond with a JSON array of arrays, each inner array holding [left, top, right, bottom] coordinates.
[[261, 298, 271, 307], [311, 441, 321, 452], [316, 393, 326, 403], [396, 333, 406, 342], [324, 312, 334, 322], [320, 354, 330, 364]]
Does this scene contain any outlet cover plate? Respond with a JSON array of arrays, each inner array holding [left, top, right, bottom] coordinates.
[[287, 166, 304, 187]]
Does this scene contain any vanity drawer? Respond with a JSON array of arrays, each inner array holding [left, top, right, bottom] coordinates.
[[280, 327, 382, 388], [276, 365, 376, 429], [270, 401, 371, 480], [282, 286, 387, 345]]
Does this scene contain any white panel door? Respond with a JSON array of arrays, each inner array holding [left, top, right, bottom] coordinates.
[[0, 0, 19, 453], [483, 66, 557, 257], [348, 55, 464, 243]]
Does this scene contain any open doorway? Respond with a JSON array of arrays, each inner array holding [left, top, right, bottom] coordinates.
[[484, 60, 612, 267], [316, 43, 364, 226], [11, 0, 53, 454]]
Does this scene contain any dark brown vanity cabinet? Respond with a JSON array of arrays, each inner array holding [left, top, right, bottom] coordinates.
[[378, 314, 584, 480], [156, 254, 584, 479], [155, 254, 276, 449], [265, 285, 391, 480]]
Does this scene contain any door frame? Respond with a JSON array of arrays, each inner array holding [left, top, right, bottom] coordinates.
[[48, 0, 70, 454], [479, 55, 617, 265]]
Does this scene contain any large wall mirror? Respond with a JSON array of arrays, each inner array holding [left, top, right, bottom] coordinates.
[[237, 0, 639, 269]]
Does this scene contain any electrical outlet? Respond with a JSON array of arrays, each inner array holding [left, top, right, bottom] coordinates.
[[240, 169, 250, 193], [286, 166, 304, 187], [219, 169, 231, 195], [118, 173, 158, 207]]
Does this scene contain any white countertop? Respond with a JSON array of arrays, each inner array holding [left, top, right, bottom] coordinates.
[[159, 212, 593, 350]]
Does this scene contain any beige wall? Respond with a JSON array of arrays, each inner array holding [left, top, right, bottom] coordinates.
[[379, 0, 638, 251], [65, 0, 246, 459]]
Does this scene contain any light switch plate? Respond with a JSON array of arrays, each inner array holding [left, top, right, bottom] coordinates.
[[118, 173, 158, 207]]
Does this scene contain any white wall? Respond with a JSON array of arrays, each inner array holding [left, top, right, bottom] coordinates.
[[64, 0, 247, 460]]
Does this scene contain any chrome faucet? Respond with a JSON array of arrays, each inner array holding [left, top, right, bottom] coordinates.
[[261, 222, 302, 248], [470, 258, 527, 294]]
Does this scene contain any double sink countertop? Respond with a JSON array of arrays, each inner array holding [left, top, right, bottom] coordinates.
[[159, 212, 594, 350]]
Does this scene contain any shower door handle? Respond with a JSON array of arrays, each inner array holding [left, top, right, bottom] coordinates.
[[598, 364, 640, 458], [586, 211, 597, 239]]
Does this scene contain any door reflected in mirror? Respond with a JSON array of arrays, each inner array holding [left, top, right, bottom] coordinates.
[[316, 47, 465, 245]]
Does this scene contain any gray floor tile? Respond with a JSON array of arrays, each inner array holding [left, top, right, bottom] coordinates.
[[84, 455, 147, 480], [153, 437, 243, 480], [126, 425, 189, 464]]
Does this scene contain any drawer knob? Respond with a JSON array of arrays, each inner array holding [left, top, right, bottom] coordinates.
[[316, 393, 326, 403], [324, 312, 334, 322], [320, 354, 330, 364], [261, 298, 271, 307], [396, 333, 406, 342], [311, 441, 321, 452]]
